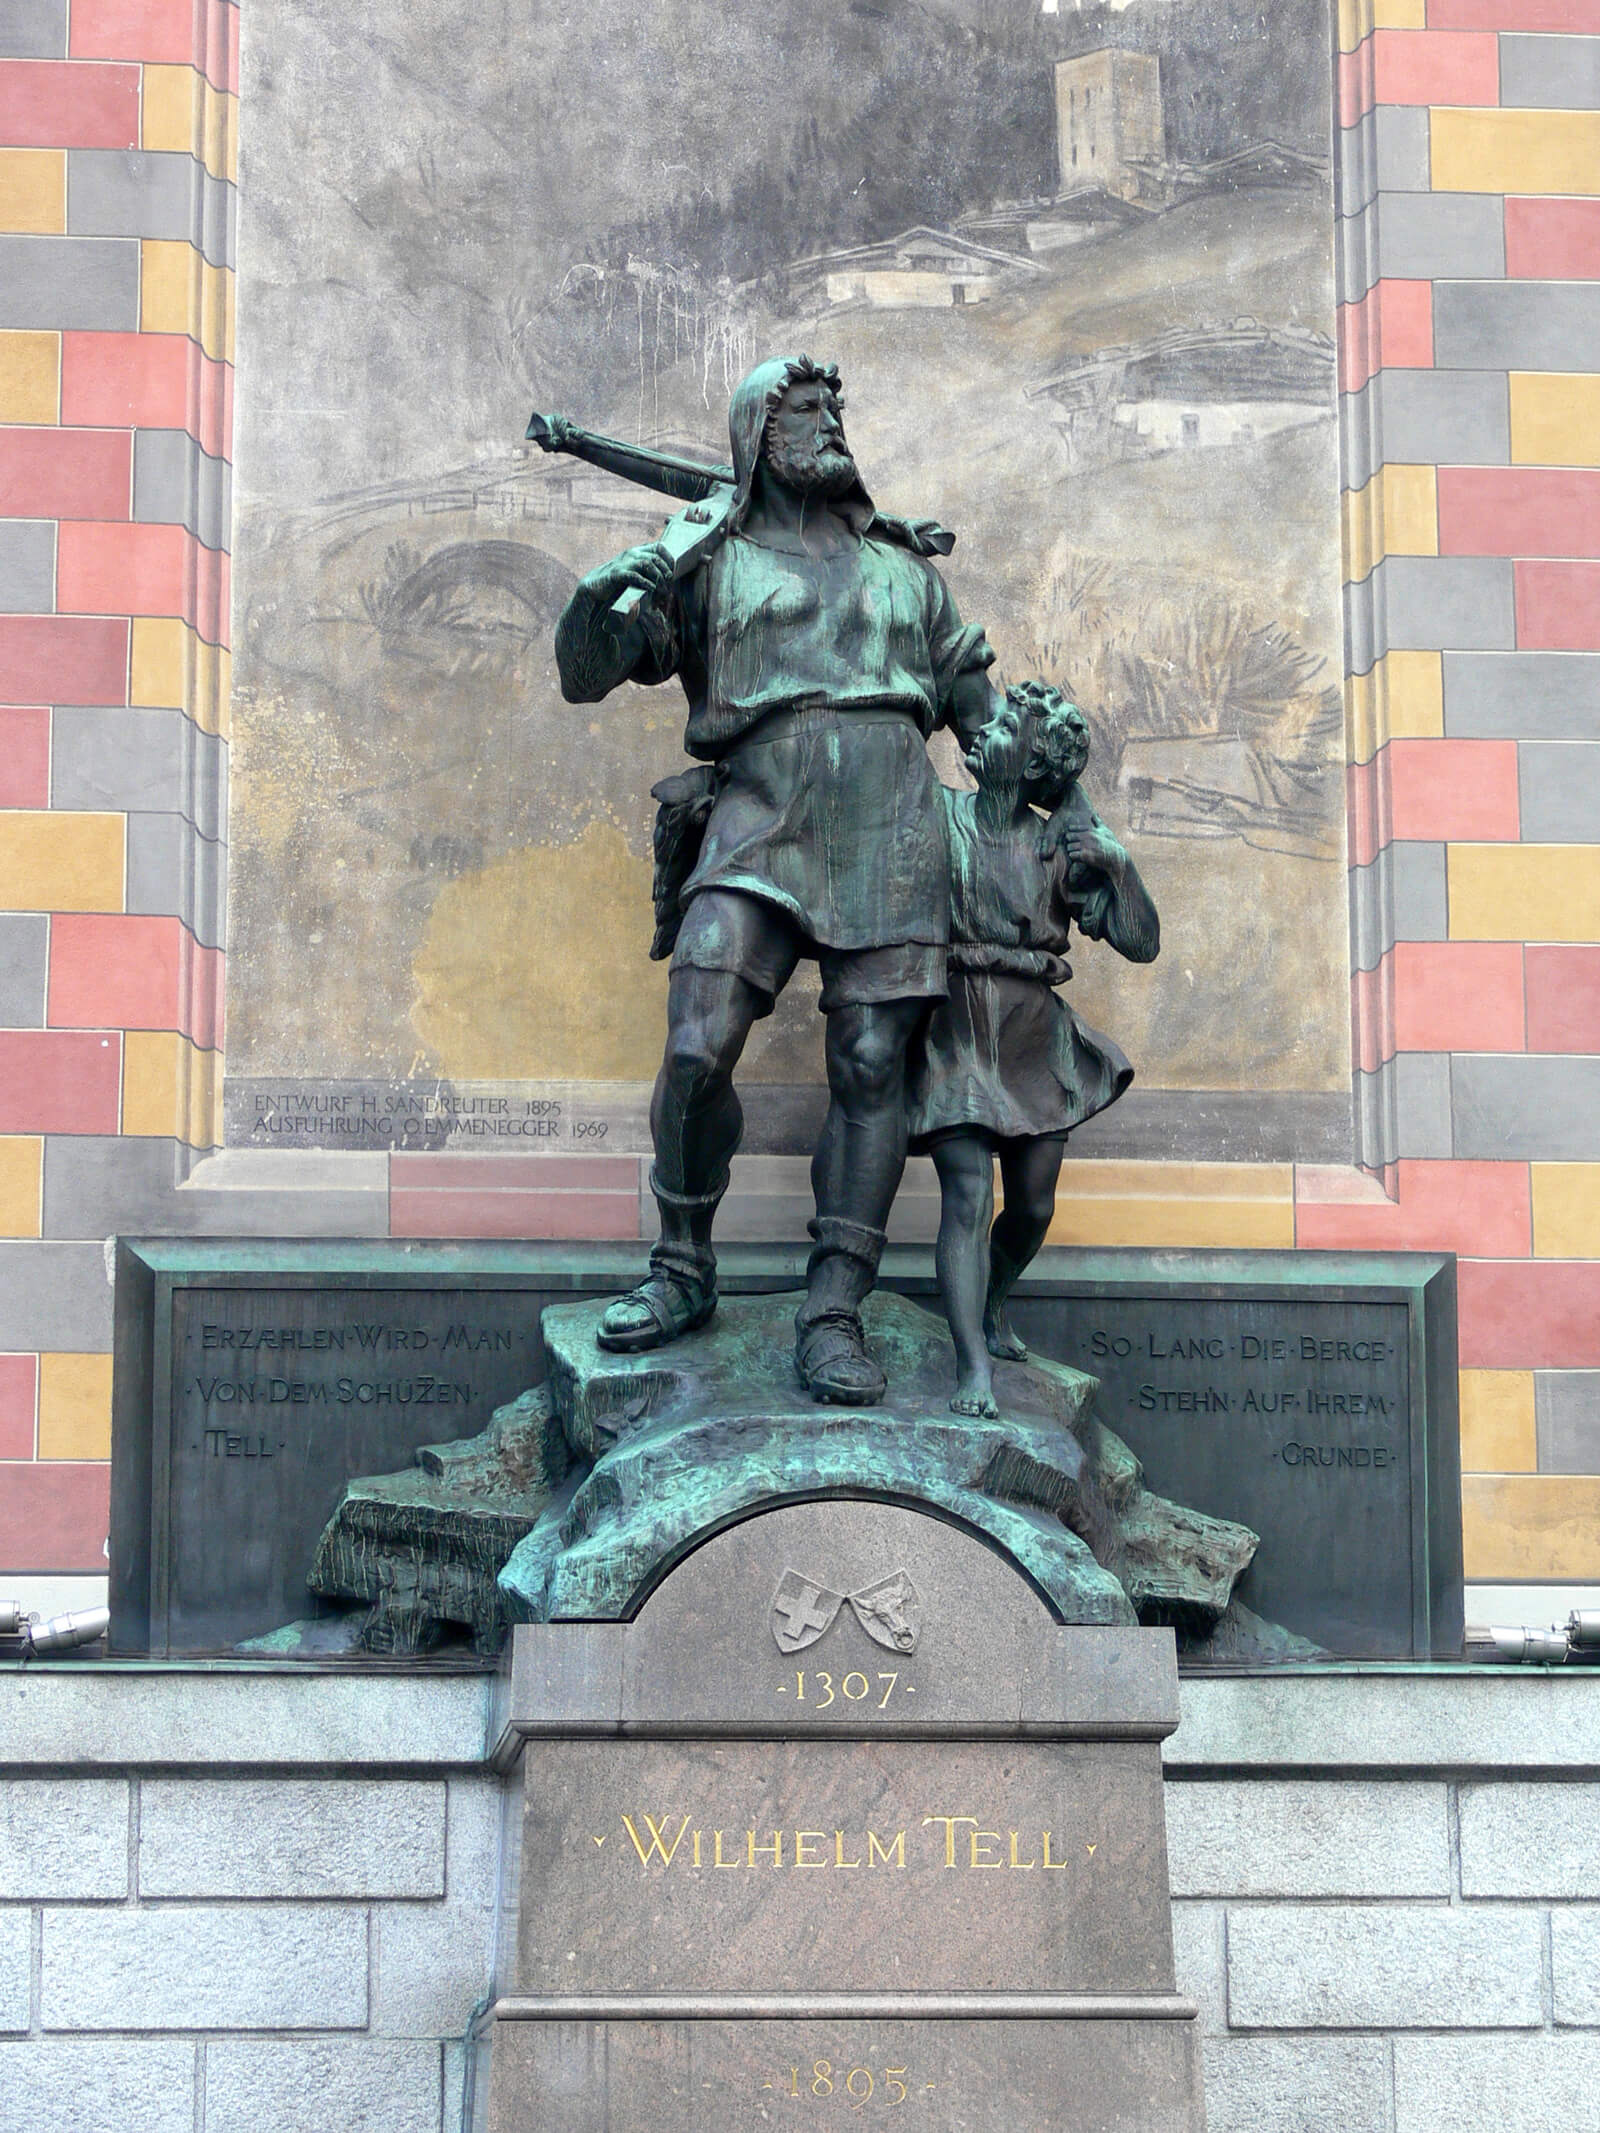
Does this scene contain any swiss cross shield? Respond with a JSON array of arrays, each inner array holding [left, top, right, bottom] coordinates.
[[769, 1569, 845, 1654], [847, 1570, 922, 1654]]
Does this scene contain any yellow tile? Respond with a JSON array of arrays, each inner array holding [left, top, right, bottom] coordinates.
[[0, 1138, 41, 1238], [1510, 373, 1600, 468], [1381, 464, 1438, 557], [130, 619, 229, 734], [122, 1031, 220, 1147], [0, 149, 65, 234], [1458, 1370, 1536, 1473], [1433, 108, 1600, 197], [1448, 845, 1600, 942], [0, 814, 123, 913], [1336, 0, 1371, 54], [1346, 650, 1444, 765], [0, 330, 58, 423], [1384, 649, 1445, 740], [1373, 0, 1425, 24], [1048, 1161, 1296, 1249], [141, 67, 238, 183], [140, 241, 233, 361], [37, 1353, 112, 1462], [1532, 1164, 1600, 1258], [1463, 1475, 1600, 1581]]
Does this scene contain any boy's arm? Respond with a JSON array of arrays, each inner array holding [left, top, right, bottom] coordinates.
[[1057, 791, 1161, 963]]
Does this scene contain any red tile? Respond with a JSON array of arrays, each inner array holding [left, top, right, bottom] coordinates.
[[1431, 0, 1600, 25], [1346, 754, 1391, 869], [0, 1355, 36, 1461], [389, 1189, 642, 1241], [1352, 959, 1395, 1075], [0, 58, 140, 147], [57, 521, 228, 641], [1506, 199, 1600, 282], [69, 0, 232, 81], [1441, 469, 1600, 561], [0, 428, 129, 522], [1373, 28, 1499, 106], [1459, 1259, 1600, 1368], [1387, 737, 1520, 842], [1338, 281, 1432, 396], [1527, 945, 1600, 1052], [1516, 561, 1600, 652], [1392, 941, 1525, 1053], [0, 1030, 120, 1133], [1337, 44, 1373, 127], [0, 617, 128, 707], [0, 709, 50, 808], [0, 1459, 108, 1573], [60, 334, 229, 458], [1297, 1161, 1531, 1258], [388, 1152, 641, 1190], [48, 913, 193, 1034]]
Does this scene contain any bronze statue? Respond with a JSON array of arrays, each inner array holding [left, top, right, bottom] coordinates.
[[907, 682, 1160, 1417], [548, 354, 999, 1405]]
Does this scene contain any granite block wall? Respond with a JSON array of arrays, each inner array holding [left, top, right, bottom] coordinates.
[[1, 0, 1600, 1596], [2, 1668, 1598, 2133]]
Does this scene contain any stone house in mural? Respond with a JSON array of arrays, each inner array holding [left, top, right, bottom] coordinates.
[[953, 186, 1153, 259], [1033, 322, 1335, 466], [783, 225, 1044, 310]]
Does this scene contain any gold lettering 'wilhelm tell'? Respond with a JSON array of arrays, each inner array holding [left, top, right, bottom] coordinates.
[[609, 1814, 1094, 1871]]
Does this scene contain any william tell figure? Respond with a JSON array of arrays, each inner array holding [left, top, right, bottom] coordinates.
[[552, 355, 999, 1405], [907, 681, 1160, 1417]]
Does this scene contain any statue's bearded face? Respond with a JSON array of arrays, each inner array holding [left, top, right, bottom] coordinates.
[[763, 377, 857, 498]]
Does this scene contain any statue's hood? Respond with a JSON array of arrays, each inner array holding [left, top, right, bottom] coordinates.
[[725, 354, 877, 538]]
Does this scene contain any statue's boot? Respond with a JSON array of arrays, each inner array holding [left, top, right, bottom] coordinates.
[[795, 1217, 888, 1406], [983, 1238, 1031, 1362], [596, 1169, 724, 1353]]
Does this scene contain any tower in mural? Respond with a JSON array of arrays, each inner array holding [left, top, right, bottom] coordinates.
[[1054, 48, 1163, 201]]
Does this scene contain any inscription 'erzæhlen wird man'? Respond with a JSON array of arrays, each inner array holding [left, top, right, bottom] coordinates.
[[601, 1815, 1095, 1872]]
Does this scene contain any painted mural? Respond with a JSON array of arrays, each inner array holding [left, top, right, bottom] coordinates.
[[228, 0, 1345, 1156]]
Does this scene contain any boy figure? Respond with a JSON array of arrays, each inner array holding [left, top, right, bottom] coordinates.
[[907, 681, 1161, 1417]]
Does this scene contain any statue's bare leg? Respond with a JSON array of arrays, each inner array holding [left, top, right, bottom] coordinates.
[[931, 1134, 998, 1417], [597, 967, 764, 1352], [984, 1137, 1066, 1361], [796, 996, 925, 1405]]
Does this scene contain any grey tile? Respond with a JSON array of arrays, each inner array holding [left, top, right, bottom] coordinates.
[[1338, 201, 1377, 304], [0, 914, 48, 1026], [0, 236, 139, 330], [43, 1136, 387, 1240], [1342, 376, 1379, 492], [1520, 743, 1600, 842], [0, 1242, 112, 1350], [1536, 1373, 1600, 1475], [0, 519, 54, 613], [1502, 34, 1600, 110], [1435, 280, 1600, 372], [52, 708, 226, 837], [1350, 842, 1448, 970], [1372, 191, 1505, 283], [1338, 107, 1431, 217], [1374, 368, 1509, 471], [1357, 1053, 1453, 1168], [1354, 555, 1517, 658], [126, 813, 227, 949], [0, 0, 65, 56], [1454, 1056, 1600, 1160], [1446, 652, 1600, 740], [68, 152, 234, 271], [134, 429, 232, 551]]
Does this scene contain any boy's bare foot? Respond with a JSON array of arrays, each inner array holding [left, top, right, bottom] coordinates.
[[983, 1301, 1027, 1362], [950, 1367, 999, 1419]]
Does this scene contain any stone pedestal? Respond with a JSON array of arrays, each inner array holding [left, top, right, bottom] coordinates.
[[486, 1498, 1205, 2132]]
